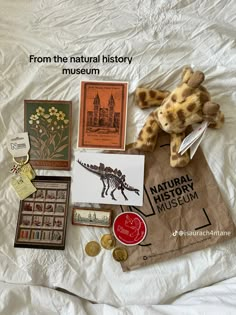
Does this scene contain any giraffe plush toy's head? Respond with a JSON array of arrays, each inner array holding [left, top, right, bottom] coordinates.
[[135, 67, 224, 167]]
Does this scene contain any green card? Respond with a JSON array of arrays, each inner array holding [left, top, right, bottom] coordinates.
[[24, 100, 72, 170]]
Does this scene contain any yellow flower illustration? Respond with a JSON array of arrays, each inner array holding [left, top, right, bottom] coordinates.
[[28, 103, 69, 161], [56, 111, 66, 121], [49, 107, 58, 116], [36, 106, 45, 116], [30, 114, 39, 120]]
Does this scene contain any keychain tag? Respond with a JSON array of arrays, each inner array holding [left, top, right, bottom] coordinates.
[[7, 132, 30, 158], [10, 174, 36, 200], [20, 163, 36, 180], [8, 133, 36, 199], [7, 132, 36, 181], [10, 162, 36, 181]]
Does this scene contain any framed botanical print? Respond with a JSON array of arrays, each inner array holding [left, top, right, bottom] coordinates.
[[24, 100, 72, 170]]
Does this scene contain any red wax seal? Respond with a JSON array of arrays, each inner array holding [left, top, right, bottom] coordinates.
[[113, 212, 147, 246]]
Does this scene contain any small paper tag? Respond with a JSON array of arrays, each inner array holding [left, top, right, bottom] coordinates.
[[178, 121, 209, 155], [7, 133, 30, 158], [190, 128, 207, 159], [20, 163, 36, 181], [11, 174, 36, 200]]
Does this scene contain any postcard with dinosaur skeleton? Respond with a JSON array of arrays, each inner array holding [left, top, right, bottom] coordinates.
[[78, 81, 128, 150], [71, 152, 145, 206]]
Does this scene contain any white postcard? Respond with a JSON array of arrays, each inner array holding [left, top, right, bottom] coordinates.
[[71, 152, 145, 206]]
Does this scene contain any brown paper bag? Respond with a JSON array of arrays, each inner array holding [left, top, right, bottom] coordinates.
[[111, 132, 236, 272]]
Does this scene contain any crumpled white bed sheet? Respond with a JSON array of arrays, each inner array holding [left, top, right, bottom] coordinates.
[[0, 0, 236, 313], [1, 277, 236, 315]]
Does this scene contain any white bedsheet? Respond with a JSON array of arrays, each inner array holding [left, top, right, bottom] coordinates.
[[0, 0, 236, 313], [1, 277, 236, 315]]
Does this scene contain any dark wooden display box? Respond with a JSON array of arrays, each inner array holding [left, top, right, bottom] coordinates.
[[14, 176, 71, 250]]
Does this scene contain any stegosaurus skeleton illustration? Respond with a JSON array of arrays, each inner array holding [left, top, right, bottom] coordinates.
[[77, 160, 140, 201]]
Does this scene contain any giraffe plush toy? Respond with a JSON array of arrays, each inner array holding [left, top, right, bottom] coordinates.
[[135, 67, 224, 167]]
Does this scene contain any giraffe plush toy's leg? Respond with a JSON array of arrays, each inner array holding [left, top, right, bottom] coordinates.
[[135, 88, 170, 109], [135, 111, 159, 152], [170, 133, 190, 167]]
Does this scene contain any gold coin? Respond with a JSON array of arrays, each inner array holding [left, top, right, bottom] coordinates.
[[101, 234, 116, 250], [112, 247, 128, 262], [85, 241, 101, 257]]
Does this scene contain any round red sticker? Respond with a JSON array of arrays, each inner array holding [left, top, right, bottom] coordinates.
[[113, 212, 147, 246]]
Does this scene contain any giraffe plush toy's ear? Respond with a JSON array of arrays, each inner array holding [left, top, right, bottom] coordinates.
[[187, 71, 205, 88], [181, 67, 205, 87], [181, 67, 194, 83]]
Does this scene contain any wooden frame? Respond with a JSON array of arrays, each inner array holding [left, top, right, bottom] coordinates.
[[72, 207, 112, 228], [14, 176, 71, 250], [24, 100, 72, 170]]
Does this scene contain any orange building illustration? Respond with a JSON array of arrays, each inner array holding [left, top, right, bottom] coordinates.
[[87, 93, 120, 129]]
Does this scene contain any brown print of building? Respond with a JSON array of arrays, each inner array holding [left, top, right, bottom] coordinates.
[[87, 93, 120, 129]]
